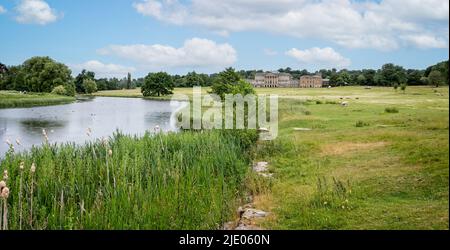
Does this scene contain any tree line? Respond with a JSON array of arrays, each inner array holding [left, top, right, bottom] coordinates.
[[0, 56, 448, 97]]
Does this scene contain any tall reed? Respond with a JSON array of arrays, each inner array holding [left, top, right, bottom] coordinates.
[[0, 130, 257, 229]]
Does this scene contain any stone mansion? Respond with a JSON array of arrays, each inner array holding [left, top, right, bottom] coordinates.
[[248, 71, 326, 88]]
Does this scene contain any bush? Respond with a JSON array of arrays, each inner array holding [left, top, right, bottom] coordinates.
[[51, 85, 67, 96], [355, 120, 370, 127], [83, 79, 98, 94], [385, 107, 399, 113]]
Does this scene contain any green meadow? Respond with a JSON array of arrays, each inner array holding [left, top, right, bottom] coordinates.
[[1, 86, 448, 229], [252, 86, 449, 229], [0, 91, 75, 109]]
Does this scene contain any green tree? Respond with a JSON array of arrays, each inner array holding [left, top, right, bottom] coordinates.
[[210, 68, 255, 100], [75, 70, 95, 93], [428, 70, 443, 87], [21, 56, 72, 92], [406, 69, 424, 85], [357, 74, 367, 85], [185, 71, 205, 87], [83, 79, 98, 94], [379, 63, 407, 87], [141, 72, 174, 97], [127, 72, 132, 89]]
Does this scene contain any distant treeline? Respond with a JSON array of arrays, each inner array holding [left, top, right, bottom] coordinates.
[[0, 57, 448, 96]]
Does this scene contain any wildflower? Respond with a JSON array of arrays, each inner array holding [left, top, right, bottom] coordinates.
[[20, 161, 25, 170], [0, 180, 6, 190], [108, 149, 113, 157], [3, 170, 8, 180], [5, 139, 11, 146], [1, 187, 9, 199], [342, 205, 345, 209], [154, 125, 161, 133], [31, 163, 36, 173], [323, 201, 328, 205], [16, 139, 21, 146]]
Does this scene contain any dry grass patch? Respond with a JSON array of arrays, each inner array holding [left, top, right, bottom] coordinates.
[[321, 141, 388, 156]]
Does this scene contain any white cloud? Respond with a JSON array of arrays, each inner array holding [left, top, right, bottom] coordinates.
[[286, 47, 351, 69], [132, 0, 449, 50], [71, 60, 136, 78], [98, 38, 237, 68], [401, 34, 448, 49], [15, 0, 60, 25], [0, 5, 6, 14], [263, 48, 278, 56]]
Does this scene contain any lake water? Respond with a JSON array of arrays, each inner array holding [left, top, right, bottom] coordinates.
[[0, 97, 185, 158]]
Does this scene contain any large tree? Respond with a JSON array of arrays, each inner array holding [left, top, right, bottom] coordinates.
[[428, 70, 444, 87], [141, 72, 174, 97], [20, 56, 72, 92], [75, 69, 95, 93], [379, 63, 407, 87], [210, 67, 255, 100], [127, 72, 132, 89]]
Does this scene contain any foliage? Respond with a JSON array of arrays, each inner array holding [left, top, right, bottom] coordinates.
[[210, 68, 255, 100], [82, 79, 98, 94], [51, 85, 67, 96], [428, 70, 444, 87], [141, 72, 174, 97], [75, 70, 95, 93]]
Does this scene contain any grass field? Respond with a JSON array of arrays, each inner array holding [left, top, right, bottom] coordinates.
[[252, 86, 449, 229], [0, 91, 75, 109], [2, 86, 448, 229]]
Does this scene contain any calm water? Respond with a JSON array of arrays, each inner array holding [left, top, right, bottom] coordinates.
[[0, 97, 185, 157]]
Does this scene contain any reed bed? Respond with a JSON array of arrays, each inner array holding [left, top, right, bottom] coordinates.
[[0, 130, 258, 230]]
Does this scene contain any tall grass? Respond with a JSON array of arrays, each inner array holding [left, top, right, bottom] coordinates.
[[0, 130, 258, 229]]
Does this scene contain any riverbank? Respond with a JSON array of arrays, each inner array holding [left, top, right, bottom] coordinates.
[[0, 91, 75, 109], [0, 130, 259, 229], [93, 87, 209, 101]]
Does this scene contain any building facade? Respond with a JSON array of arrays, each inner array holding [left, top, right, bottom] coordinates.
[[248, 72, 325, 88], [299, 74, 323, 88], [249, 72, 298, 88]]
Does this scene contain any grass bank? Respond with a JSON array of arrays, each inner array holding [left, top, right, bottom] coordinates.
[[0, 91, 75, 109], [253, 86, 449, 229], [0, 130, 258, 230]]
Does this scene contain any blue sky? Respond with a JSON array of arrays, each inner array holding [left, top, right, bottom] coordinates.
[[0, 0, 448, 78]]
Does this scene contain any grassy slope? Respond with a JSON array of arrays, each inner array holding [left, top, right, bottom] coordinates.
[[0, 91, 75, 109], [253, 86, 449, 229]]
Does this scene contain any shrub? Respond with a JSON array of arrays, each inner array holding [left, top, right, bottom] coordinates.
[[51, 85, 66, 96], [385, 107, 399, 113], [355, 120, 370, 127]]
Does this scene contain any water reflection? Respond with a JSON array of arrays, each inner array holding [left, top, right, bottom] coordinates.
[[0, 97, 184, 157]]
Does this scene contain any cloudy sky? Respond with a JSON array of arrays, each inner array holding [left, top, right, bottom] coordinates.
[[0, 0, 448, 78]]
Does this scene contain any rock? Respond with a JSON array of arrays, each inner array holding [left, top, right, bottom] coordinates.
[[223, 222, 237, 230], [253, 162, 269, 173], [242, 209, 269, 220]]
